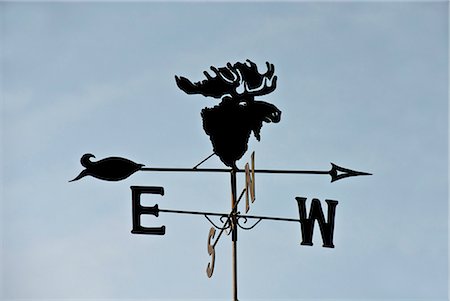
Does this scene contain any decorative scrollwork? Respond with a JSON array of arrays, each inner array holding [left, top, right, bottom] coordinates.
[[236, 216, 263, 230], [219, 215, 233, 235], [204, 214, 231, 231]]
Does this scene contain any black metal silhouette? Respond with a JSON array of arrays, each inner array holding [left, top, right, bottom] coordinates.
[[70, 154, 371, 183], [175, 60, 281, 169], [69, 60, 373, 301], [69, 154, 144, 182]]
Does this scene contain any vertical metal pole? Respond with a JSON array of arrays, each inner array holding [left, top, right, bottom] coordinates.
[[230, 169, 238, 301]]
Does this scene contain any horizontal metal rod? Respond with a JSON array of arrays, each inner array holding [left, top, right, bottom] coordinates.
[[158, 208, 300, 223], [236, 213, 300, 223], [159, 208, 226, 217], [141, 167, 329, 175]]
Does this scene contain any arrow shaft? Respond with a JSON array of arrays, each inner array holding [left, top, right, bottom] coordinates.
[[141, 167, 329, 175]]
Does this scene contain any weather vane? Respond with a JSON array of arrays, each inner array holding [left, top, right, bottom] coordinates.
[[70, 60, 371, 301]]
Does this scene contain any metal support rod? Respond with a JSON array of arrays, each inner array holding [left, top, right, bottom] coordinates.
[[230, 169, 238, 301], [212, 188, 246, 249], [157, 209, 303, 223], [193, 153, 215, 169], [158, 208, 226, 217], [236, 214, 300, 223]]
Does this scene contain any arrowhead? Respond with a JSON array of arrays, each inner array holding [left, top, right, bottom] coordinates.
[[329, 163, 372, 182]]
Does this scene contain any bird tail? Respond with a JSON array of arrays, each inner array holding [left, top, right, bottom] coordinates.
[[69, 170, 87, 182]]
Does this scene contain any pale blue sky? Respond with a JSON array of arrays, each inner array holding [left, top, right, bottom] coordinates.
[[1, 2, 448, 300]]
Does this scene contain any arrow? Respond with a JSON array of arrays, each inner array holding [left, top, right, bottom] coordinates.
[[140, 162, 371, 182], [69, 154, 371, 183]]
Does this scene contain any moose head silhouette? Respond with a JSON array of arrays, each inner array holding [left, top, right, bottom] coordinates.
[[175, 60, 281, 169]]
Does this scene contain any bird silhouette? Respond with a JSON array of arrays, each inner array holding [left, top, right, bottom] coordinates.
[[69, 154, 144, 182]]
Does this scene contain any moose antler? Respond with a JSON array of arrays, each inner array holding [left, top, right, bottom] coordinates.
[[175, 60, 277, 100], [234, 60, 277, 97]]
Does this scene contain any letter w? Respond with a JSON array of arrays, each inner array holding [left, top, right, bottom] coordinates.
[[296, 197, 338, 248]]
